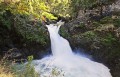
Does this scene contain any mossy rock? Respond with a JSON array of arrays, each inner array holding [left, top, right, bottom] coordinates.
[[100, 37, 116, 46], [71, 31, 100, 48], [113, 16, 120, 27], [95, 24, 115, 32], [100, 16, 113, 24], [14, 15, 49, 46]]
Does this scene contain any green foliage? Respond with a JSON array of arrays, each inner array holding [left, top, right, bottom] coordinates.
[[14, 15, 48, 45], [20, 56, 39, 77], [46, 0, 72, 17], [11, 56, 65, 77], [27, 55, 34, 61], [0, 0, 118, 20], [113, 16, 120, 27], [72, 31, 98, 44], [100, 16, 113, 24], [78, 23, 85, 28], [82, 31, 96, 40], [92, 21, 102, 28], [0, 11, 13, 30], [72, 23, 85, 28], [60, 27, 70, 38], [0, 0, 73, 46], [12, 55, 39, 77], [100, 33, 117, 46], [0, 0, 72, 20]]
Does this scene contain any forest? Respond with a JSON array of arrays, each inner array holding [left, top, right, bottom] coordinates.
[[0, 0, 120, 77]]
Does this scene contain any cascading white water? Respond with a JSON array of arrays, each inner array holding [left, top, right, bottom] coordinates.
[[33, 21, 112, 77], [46, 21, 73, 57]]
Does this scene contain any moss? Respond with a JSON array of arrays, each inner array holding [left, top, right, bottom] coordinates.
[[108, 48, 120, 59], [60, 27, 70, 38], [100, 16, 113, 24], [82, 31, 97, 40], [73, 31, 97, 41], [78, 23, 85, 28], [72, 31, 99, 45], [95, 24, 115, 32], [0, 12, 13, 30], [14, 15, 48, 46], [113, 17, 120, 27], [92, 21, 102, 27], [100, 33, 117, 46]]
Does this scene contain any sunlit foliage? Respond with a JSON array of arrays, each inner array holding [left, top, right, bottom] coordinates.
[[0, 0, 72, 20]]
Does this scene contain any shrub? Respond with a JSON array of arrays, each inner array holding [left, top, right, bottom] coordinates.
[[113, 17, 120, 27], [100, 16, 113, 24], [100, 33, 117, 46], [82, 31, 96, 40], [12, 56, 39, 77], [14, 15, 48, 45]]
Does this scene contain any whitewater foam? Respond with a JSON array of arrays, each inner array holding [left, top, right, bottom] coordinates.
[[33, 20, 112, 77]]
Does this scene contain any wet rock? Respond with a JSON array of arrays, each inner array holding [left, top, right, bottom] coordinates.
[[6, 48, 22, 59]]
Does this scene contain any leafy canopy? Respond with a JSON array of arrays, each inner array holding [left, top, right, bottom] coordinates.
[[0, 0, 72, 20]]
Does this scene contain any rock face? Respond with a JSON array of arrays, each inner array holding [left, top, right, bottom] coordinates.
[[110, 0, 120, 12], [6, 48, 22, 59], [60, 2, 120, 76], [0, 12, 50, 61], [0, 20, 48, 61], [65, 20, 120, 77]]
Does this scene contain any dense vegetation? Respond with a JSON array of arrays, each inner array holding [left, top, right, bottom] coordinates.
[[0, 0, 120, 77]]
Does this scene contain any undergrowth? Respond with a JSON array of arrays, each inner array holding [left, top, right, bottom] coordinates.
[[0, 55, 39, 77], [0, 55, 64, 77]]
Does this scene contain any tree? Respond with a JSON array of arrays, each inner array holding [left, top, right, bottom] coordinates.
[[0, 0, 72, 21]]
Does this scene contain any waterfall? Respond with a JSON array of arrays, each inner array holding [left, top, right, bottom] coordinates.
[[33, 21, 112, 77], [46, 21, 73, 57]]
